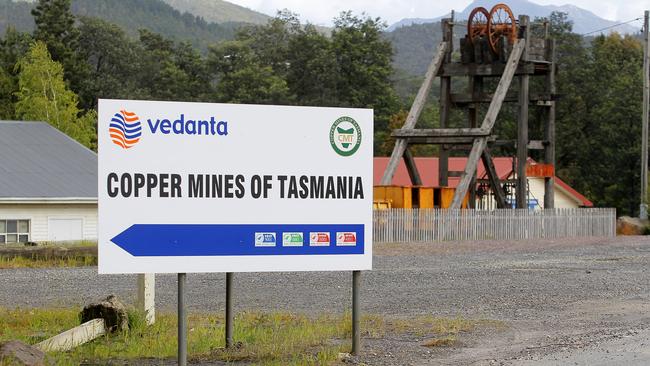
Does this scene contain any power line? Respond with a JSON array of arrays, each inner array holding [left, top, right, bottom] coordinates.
[[582, 17, 643, 36]]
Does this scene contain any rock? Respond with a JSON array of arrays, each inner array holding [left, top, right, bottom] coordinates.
[[616, 216, 649, 236], [0, 340, 45, 366], [337, 352, 352, 362], [80, 295, 129, 332]]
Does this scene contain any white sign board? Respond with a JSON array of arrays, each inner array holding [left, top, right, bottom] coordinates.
[[98, 99, 373, 274]]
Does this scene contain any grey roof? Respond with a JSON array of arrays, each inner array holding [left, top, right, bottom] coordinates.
[[0, 121, 97, 199]]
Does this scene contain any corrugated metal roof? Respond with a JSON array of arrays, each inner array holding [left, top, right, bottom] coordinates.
[[0, 121, 97, 198]]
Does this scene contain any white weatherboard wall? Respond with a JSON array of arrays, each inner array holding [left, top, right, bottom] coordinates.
[[0, 204, 97, 242], [528, 177, 582, 209]]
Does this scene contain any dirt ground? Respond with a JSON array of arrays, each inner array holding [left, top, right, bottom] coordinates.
[[2, 236, 649, 365]]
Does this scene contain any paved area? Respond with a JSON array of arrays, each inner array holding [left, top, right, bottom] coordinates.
[[2, 236, 649, 365]]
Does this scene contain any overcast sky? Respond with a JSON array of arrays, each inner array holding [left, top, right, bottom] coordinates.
[[227, 0, 650, 26]]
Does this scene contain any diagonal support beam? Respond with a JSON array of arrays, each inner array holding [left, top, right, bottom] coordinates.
[[403, 148, 422, 186], [481, 149, 508, 208], [381, 42, 448, 185], [450, 39, 526, 209]]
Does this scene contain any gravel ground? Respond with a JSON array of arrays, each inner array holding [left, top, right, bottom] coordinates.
[[2, 236, 650, 365]]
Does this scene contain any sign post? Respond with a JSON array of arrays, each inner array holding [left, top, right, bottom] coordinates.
[[98, 100, 373, 362], [352, 270, 360, 355], [178, 273, 187, 366], [225, 272, 233, 348]]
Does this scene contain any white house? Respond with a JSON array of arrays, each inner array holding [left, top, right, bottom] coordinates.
[[0, 122, 97, 244]]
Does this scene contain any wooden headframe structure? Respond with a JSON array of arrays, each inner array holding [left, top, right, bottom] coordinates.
[[381, 13, 557, 210]]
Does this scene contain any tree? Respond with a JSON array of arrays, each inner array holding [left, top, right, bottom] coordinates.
[[76, 17, 142, 109], [208, 40, 291, 104], [136, 29, 212, 102], [15, 41, 95, 149], [331, 12, 401, 153], [0, 27, 32, 119], [31, 0, 88, 95], [576, 34, 643, 215], [236, 10, 301, 78], [286, 24, 338, 106]]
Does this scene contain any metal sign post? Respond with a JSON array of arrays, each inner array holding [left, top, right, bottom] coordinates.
[[352, 270, 361, 355], [178, 273, 187, 366], [225, 272, 234, 348]]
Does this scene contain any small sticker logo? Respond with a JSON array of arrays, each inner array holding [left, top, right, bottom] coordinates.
[[330, 116, 362, 157], [336, 232, 357, 246], [282, 232, 304, 247], [255, 233, 276, 247], [309, 232, 331, 246]]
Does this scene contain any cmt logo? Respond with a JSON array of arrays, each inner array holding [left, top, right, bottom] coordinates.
[[109, 110, 142, 149]]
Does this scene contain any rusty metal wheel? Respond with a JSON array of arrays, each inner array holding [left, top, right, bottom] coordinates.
[[467, 7, 490, 44], [487, 3, 517, 54]]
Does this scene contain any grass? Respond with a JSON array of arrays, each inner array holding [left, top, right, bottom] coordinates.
[[0, 241, 97, 269], [0, 255, 97, 269], [0, 307, 501, 365]]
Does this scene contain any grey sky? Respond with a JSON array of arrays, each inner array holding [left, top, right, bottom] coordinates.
[[227, 0, 650, 26]]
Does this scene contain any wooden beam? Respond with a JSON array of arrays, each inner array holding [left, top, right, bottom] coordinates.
[[516, 15, 530, 209], [450, 92, 553, 104], [395, 136, 496, 145], [36, 319, 106, 352], [392, 128, 490, 138], [380, 41, 448, 185], [481, 149, 508, 208], [544, 38, 557, 208], [403, 148, 422, 186], [438, 62, 539, 77], [439, 20, 452, 188], [449, 39, 526, 209]]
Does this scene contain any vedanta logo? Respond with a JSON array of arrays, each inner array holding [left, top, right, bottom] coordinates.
[[110, 110, 142, 149], [110, 110, 229, 150]]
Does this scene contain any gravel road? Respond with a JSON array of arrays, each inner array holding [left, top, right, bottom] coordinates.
[[2, 236, 650, 365]]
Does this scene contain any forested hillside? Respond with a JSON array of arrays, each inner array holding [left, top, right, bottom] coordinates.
[[0, 0, 645, 214], [0, 0, 239, 49], [161, 0, 269, 25]]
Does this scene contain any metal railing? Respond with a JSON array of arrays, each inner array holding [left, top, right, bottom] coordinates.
[[373, 208, 616, 243]]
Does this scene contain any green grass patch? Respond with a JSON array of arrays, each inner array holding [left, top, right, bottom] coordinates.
[[0, 241, 97, 269], [0, 255, 97, 269], [0, 307, 499, 365]]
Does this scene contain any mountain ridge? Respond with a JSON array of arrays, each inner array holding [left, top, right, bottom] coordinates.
[[387, 0, 640, 35]]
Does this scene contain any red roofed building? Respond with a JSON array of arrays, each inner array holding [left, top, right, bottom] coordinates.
[[374, 157, 593, 209]]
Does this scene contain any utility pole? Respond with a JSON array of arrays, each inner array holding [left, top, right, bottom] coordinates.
[[641, 10, 649, 219]]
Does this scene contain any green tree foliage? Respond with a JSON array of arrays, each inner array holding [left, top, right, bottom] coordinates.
[[286, 24, 338, 106], [572, 34, 642, 215], [331, 12, 401, 153], [15, 41, 95, 149], [31, 0, 88, 94], [209, 39, 291, 104], [0, 27, 32, 119], [76, 17, 142, 109], [533, 12, 643, 214]]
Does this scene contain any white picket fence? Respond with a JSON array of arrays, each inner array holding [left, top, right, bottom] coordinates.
[[373, 208, 616, 243]]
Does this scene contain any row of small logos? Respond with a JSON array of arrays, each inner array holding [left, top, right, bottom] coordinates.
[[255, 232, 356, 247]]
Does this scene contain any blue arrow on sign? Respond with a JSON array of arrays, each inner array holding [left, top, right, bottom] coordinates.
[[111, 224, 364, 256]]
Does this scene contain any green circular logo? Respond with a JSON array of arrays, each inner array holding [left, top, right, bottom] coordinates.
[[330, 116, 362, 157]]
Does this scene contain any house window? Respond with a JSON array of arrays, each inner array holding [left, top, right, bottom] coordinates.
[[0, 220, 30, 244]]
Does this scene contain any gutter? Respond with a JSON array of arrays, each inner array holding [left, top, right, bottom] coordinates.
[[0, 197, 98, 204]]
